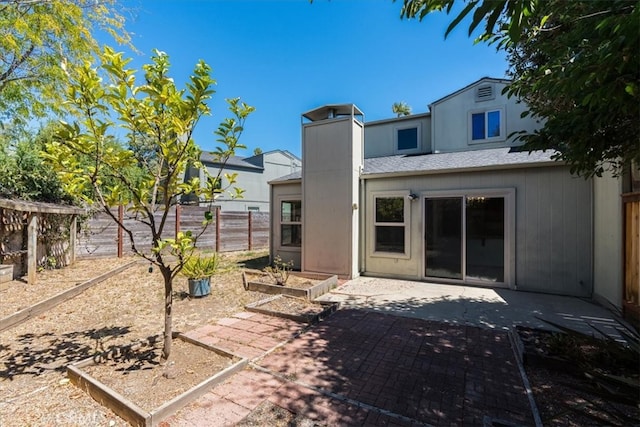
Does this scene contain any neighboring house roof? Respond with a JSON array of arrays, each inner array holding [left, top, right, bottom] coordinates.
[[363, 147, 558, 178], [200, 153, 263, 171], [270, 147, 560, 184], [200, 149, 301, 171]]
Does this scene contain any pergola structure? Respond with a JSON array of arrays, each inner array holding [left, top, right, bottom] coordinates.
[[0, 198, 86, 285]]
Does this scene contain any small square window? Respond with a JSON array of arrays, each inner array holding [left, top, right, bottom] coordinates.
[[470, 109, 504, 143], [397, 127, 418, 151]]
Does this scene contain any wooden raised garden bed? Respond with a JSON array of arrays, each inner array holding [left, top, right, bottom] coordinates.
[[245, 294, 339, 324], [66, 333, 248, 427], [242, 270, 338, 301]]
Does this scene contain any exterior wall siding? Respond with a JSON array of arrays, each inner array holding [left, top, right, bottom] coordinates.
[[431, 81, 539, 154], [302, 117, 363, 277], [364, 115, 431, 158], [270, 182, 302, 268], [363, 165, 594, 297], [593, 172, 623, 310]]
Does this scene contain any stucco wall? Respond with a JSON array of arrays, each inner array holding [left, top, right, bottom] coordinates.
[[363, 165, 594, 297]]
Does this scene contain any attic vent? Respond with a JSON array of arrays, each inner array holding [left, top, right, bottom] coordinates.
[[475, 84, 495, 102]]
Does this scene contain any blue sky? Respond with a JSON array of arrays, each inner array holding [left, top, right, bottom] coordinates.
[[105, 0, 508, 158]]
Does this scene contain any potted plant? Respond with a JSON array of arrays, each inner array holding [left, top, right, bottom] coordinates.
[[180, 253, 219, 297]]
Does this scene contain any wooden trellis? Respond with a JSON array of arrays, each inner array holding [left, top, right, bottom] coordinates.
[[0, 198, 85, 285]]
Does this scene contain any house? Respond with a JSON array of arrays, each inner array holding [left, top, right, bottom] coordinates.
[[185, 149, 301, 212], [270, 77, 629, 313]]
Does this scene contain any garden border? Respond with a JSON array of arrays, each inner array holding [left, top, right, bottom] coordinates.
[[66, 332, 248, 427]]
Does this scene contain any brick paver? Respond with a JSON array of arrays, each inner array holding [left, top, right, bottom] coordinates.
[[165, 308, 535, 426]]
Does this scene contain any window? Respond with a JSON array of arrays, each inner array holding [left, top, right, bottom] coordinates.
[[394, 125, 420, 153], [247, 206, 259, 211], [470, 108, 504, 143], [280, 200, 301, 247], [373, 195, 409, 255]]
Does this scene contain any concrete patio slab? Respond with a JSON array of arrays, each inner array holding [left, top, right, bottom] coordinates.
[[315, 277, 629, 339]]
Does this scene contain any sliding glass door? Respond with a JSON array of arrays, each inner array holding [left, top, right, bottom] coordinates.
[[425, 193, 508, 285]]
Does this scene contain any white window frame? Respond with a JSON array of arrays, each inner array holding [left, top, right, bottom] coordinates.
[[370, 191, 411, 259], [393, 124, 421, 154], [468, 107, 505, 144], [277, 197, 302, 250]]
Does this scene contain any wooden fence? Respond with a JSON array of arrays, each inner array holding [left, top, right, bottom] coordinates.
[[77, 205, 269, 258], [623, 193, 640, 328]]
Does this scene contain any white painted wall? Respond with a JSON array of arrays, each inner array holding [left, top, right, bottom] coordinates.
[[593, 172, 623, 311]]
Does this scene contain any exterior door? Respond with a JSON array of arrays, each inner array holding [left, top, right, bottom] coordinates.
[[425, 194, 507, 285]]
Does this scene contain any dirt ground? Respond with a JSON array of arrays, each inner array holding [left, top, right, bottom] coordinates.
[[1, 251, 638, 426], [0, 250, 274, 426]]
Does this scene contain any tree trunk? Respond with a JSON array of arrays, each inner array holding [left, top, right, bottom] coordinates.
[[161, 267, 173, 361]]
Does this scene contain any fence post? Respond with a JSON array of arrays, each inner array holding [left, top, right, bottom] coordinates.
[[248, 211, 253, 251], [27, 213, 37, 285], [117, 205, 123, 258], [215, 207, 221, 253], [70, 215, 77, 264]]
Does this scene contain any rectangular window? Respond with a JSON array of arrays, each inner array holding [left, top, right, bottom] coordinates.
[[280, 200, 301, 247], [470, 108, 504, 143], [374, 196, 407, 254], [393, 122, 421, 154], [397, 127, 418, 151]]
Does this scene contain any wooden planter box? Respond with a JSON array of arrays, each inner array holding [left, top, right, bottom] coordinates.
[[0, 264, 14, 284], [244, 272, 338, 301], [67, 333, 248, 427], [245, 294, 339, 324]]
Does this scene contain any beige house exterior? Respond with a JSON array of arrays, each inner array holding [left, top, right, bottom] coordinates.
[[269, 77, 625, 312]]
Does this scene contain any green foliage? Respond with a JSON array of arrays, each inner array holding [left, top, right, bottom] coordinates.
[[264, 255, 294, 286], [391, 101, 412, 117], [180, 252, 220, 279], [398, 0, 640, 177], [0, 0, 130, 127], [44, 46, 254, 359], [0, 122, 72, 203], [505, 0, 639, 177]]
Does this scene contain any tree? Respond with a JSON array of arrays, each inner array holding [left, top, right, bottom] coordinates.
[[44, 47, 255, 360], [0, 122, 72, 203], [392, 101, 412, 117], [0, 0, 129, 126], [398, 0, 639, 177]]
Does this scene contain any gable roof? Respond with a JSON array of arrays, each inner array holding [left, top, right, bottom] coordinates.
[[429, 77, 512, 107], [363, 147, 559, 178]]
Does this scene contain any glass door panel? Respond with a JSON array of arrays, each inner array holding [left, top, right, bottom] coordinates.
[[465, 197, 504, 282], [425, 197, 462, 279]]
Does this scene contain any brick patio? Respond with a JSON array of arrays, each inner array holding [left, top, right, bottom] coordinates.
[[165, 309, 535, 426]]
